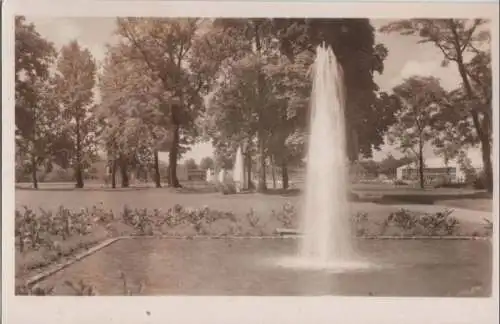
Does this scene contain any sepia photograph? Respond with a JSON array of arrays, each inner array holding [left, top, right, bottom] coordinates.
[[2, 0, 499, 323]]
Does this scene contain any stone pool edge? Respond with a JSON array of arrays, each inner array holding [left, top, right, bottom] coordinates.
[[25, 237, 122, 286], [24, 234, 492, 287]]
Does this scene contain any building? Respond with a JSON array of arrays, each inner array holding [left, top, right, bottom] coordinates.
[[176, 165, 206, 181], [396, 156, 483, 184]]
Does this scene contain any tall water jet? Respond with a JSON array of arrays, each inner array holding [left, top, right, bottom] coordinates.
[[233, 146, 245, 192], [299, 44, 353, 264]]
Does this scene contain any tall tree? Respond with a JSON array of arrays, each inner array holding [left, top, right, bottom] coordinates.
[[54, 41, 98, 188], [387, 76, 446, 189], [272, 18, 390, 160], [432, 89, 473, 170], [98, 43, 169, 188], [114, 18, 216, 188], [203, 19, 290, 192], [378, 154, 415, 178], [380, 19, 493, 192], [199, 156, 215, 170], [15, 17, 58, 188], [265, 51, 312, 189], [183, 158, 198, 170]]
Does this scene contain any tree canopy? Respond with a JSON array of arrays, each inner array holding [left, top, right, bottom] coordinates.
[[380, 18, 493, 191]]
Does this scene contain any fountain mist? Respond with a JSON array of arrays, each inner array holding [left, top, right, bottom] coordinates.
[[299, 44, 354, 264]]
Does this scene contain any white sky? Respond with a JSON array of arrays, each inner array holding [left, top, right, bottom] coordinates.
[[26, 17, 482, 165]]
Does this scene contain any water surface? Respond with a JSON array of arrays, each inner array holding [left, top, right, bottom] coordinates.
[[38, 238, 492, 297]]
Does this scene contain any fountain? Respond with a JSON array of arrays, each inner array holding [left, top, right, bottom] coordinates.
[[275, 43, 372, 271], [300, 43, 352, 263], [233, 146, 245, 192]]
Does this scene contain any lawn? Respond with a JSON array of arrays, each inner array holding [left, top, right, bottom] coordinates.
[[15, 181, 493, 212]]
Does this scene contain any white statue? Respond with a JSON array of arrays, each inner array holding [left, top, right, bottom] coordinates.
[[218, 169, 225, 183], [232, 146, 244, 193], [206, 168, 213, 182]]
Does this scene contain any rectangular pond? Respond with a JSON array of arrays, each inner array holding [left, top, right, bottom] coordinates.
[[35, 238, 492, 297]]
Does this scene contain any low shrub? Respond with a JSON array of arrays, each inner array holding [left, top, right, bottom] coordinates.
[[352, 211, 368, 224], [219, 181, 237, 195], [15, 284, 54, 296], [483, 218, 493, 236], [434, 182, 468, 189], [473, 171, 487, 190], [275, 202, 296, 228], [15, 204, 114, 252], [15, 203, 250, 253], [64, 280, 98, 296], [386, 208, 459, 235], [393, 179, 408, 186]]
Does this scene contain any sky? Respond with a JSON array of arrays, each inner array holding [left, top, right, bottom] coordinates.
[[26, 17, 482, 166]]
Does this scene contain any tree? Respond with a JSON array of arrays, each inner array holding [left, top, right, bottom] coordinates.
[[380, 19, 493, 192], [265, 51, 312, 189], [15, 17, 58, 189], [387, 76, 446, 188], [358, 159, 380, 177], [98, 43, 169, 188], [214, 19, 279, 192], [114, 18, 218, 188], [431, 89, 471, 171], [203, 19, 305, 192], [199, 156, 215, 170], [378, 154, 415, 178], [54, 41, 98, 188], [183, 158, 198, 170], [457, 150, 477, 183], [15, 79, 62, 189], [272, 18, 391, 160]]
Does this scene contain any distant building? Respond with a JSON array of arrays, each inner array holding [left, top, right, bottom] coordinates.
[[176, 165, 206, 181], [187, 169, 206, 181], [396, 157, 482, 184]]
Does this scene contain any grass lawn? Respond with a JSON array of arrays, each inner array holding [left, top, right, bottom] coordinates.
[[15, 181, 492, 212]]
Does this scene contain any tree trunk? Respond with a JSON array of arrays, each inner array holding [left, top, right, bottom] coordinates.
[[418, 141, 425, 189], [254, 23, 266, 193], [479, 132, 493, 192], [450, 26, 493, 193], [74, 118, 84, 188], [168, 124, 181, 188], [347, 127, 359, 162], [111, 158, 117, 189], [154, 149, 161, 188], [444, 158, 450, 184], [119, 155, 129, 188], [271, 156, 276, 189], [31, 154, 38, 190], [281, 162, 289, 190], [257, 132, 267, 192], [245, 153, 254, 190], [31, 103, 38, 190]]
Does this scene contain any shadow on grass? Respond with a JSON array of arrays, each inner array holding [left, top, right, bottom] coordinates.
[[372, 191, 492, 205], [16, 186, 153, 192], [260, 188, 302, 197], [173, 187, 220, 195]]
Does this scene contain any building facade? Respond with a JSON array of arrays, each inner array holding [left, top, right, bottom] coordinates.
[[396, 157, 482, 184]]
